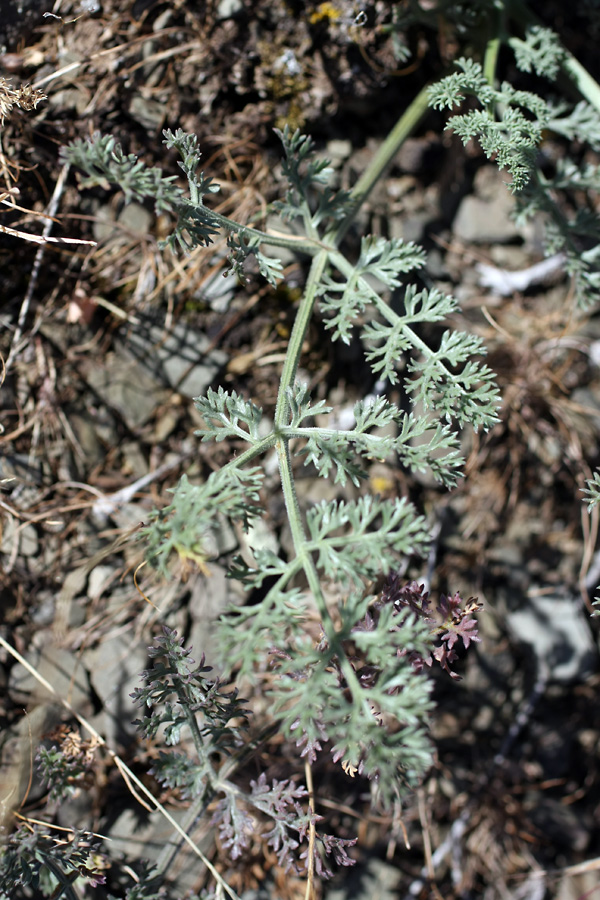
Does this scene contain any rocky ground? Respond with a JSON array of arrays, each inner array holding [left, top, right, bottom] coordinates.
[[1, 2, 600, 898]]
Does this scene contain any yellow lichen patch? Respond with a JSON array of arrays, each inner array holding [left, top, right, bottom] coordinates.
[[369, 472, 395, 496], [309, 2, 342, 25]]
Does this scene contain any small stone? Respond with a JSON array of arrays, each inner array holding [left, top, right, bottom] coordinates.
[[84, 635, 149, 744], [9, 644, 91, 711], [506, 590, 597, 682], [325, 138, 352, 165], [87, 564, 116, 601], [0, 517, 38, 558], [453, 166, 520, 244], [121, 320, 227, 400], [92, 203, 117, 242], [86, 351, 167, 429], [216, 0, 243, 19], [128, 95, 164, 131], [118, 202, 152, 236]]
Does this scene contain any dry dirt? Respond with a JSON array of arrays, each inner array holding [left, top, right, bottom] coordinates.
[[1, 2, 600, 899]]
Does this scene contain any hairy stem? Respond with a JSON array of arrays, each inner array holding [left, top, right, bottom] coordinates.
[[507, 0, 600, 111], [331, 83, 432, 247]]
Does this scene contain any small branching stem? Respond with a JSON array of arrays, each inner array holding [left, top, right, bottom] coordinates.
[[329, 249, 477, 410], [275, 250, 329, 423], [331, 84, 432, 247], [205, 207, 330, 255], [507, 0, 600, 111], [43, 860, 80, 900]]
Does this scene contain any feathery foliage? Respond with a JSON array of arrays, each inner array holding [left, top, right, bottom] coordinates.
[[55, 112, 497, 887], [427, 26, 600, 306]]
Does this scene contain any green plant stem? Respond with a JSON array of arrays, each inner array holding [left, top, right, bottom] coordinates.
[[269, 249, 369, 706], [182, 690, 211, 764], [483, 34, 501, 90], [330, 83, 433, 247], [276, 434, 367, 700], [205, 207, 331, 255], [275, 250, 329, 426], [41, 860, 79, 900], [327, 248, 498, 428], [272, 250, 333, 624], [507, 0, 600, 112], [484, 0, 509, 79], [217, 434, 278, 474]]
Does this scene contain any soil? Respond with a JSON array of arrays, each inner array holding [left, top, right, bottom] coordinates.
[[1, 2, 600, 899]]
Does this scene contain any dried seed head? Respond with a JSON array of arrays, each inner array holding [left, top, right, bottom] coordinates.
[[0, 77, 46, 125]]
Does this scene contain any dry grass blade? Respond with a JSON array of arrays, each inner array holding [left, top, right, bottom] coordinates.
[[0, 221, 96, 247], [0, 633, 242, 900]]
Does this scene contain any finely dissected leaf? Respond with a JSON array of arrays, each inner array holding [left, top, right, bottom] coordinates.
[[225, 230, 284, 285], [64, 117, 493, 867], [195, 387, 263, 443], [61, 133, 183, 211], [272, 621, 435, 806], [428, 58, 550, 190], [318, 240, 428, 344], [142, 468, 264, 574], [276, 126, 333, 190], [511, 25, 566, 81], [407, 350, 501, 430], [360, 291, 501, 430], [361, 320, 407, 383], [249, 774, 306, 870], [306, 496, 431, 585], [272, 125, 353, 228], [211, 793, 254, 860], [62, 130, 223, 251], [226, 548, 292, 588], [352, 394, 397, 431], [217, 585, 309, 679], [0, 826, 106, 895], [312, 184, 354, 227], [166, 201, 221, 251], [132, 627, 249, 752], [286, 382, 333, 426], [428, 56, 496, 110], [292, 394, 463, 488], [428, 49, 600, 305], [357, 235, 426, 286], [391, 413, 463, 487], [583, 471, 600, 511], [255, 247, 285, 284], [402, 283, 458, 321], [361, 285, 460, 384], [299, 432, 367, 486], [548, 101, 600, 151], [149, 750, 212, 799], [317, 273, 371, 344]]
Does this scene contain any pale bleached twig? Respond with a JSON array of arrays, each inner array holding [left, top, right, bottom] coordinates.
[[0, 633, 241, 900], [5, 162, 96, 371], [0, 221, 96, 247], [91, 456, 187, 524], [476, 253, 566, 296]]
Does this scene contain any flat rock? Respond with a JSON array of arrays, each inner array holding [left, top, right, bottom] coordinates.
[[84, 634, 149, 746], [9, 642, 91, 712], [506, 590, 597, 682], [86, 350, 167, 429], [120, 319, 228, 399], [453, 166, 521, 244]]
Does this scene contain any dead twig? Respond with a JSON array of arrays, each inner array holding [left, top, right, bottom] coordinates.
[[5, 163, 96, 371]]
